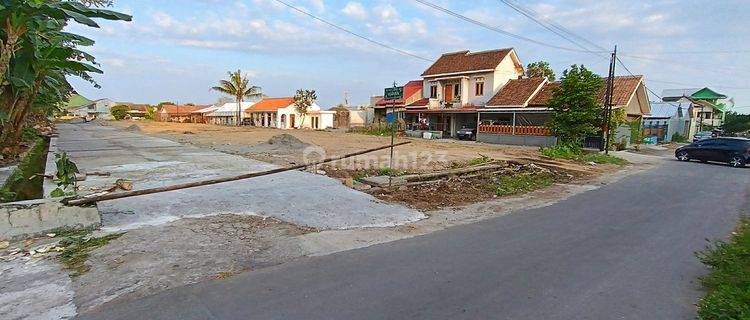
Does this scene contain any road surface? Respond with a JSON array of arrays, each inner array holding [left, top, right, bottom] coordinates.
[[78, 158, 750, 319]]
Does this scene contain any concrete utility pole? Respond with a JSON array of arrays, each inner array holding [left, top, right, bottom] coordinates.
[[602, 46, 617, 154]]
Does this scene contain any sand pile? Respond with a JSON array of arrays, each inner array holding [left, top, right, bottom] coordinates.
[[252, 134, 312, 154], [124, 124, 141, 132]]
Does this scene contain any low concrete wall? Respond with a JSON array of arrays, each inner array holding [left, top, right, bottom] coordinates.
[[477, 133, 558, 147], [0, 198, 101, 240]]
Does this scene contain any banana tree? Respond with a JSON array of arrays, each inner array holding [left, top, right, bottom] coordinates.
[[0, 1, 131, 155]]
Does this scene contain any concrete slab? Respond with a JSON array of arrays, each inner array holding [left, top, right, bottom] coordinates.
[[55, 123, 424, 230], [0, 198, 101, 240]]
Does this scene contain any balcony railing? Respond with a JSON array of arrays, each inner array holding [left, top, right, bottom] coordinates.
[[478, 124, 552, 136]]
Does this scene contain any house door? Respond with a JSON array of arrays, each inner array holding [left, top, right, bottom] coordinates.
[[290, 114, 296, 128], [280, 114, 287, 128], [444, 84, 453, 103]]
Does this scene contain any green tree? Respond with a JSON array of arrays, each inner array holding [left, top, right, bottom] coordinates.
[[0, 1, 131, 157], [157, 101, 175, 107], [723, 111, 750, 135], [547, 64, 605, 144], [526, 61, 556, 81], [144, 105, 156, 120], [211, 70, 262, 126], [110, 104, 129, 120], [293, 89, 317, 128]]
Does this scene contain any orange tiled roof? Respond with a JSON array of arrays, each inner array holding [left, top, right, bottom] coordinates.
[[422, 49, 513, 77], [249, 98, 295, 111], [487, 77, 546, 106], [159, 105, 207, 116], [528, 75, 643, 107]]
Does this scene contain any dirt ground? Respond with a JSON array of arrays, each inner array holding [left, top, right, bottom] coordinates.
[[105, 120, 620, 210], [107, 120, 612, 174], [109, 121, 545, 170]]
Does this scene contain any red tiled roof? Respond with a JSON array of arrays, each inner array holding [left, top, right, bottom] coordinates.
[[528, 75, 643, 107], [406, 98, 429, 108], [404, 106, 480, 113], [159, 105, 207, 116], [599, 75, 643, 106], [375, 80, 423, 106], [249, 97, 294, 111], [422, 49, 513, 77], [486, 78, 546, 106]]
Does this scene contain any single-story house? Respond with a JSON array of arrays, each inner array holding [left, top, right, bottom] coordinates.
[[190, 105, 219, 124], [157, 105, 207, 122], [642, 101, 691, 143], [477, 75, 651, 147], [70, 98, 117, 120], [206, 102, 256, 126], [244, 97, 335, 129]]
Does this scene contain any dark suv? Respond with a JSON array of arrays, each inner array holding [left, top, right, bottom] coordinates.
[[675, 137, 750, 167]]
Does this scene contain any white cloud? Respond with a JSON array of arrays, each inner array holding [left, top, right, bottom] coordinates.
[[341, 1, 366, 20]]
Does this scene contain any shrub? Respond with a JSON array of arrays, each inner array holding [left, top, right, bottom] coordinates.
[[110, 104, 130, 120], [540, 143, 628, 165], [696, 219, 750, 319], [540, 143, 581, 159], [671, 132, 689, 143]]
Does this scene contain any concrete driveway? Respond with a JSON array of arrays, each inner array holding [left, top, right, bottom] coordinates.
[[54, 123, 423, 230]]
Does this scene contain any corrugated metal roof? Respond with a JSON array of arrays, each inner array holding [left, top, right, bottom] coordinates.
[[661, 88, 700, 99], [645, 101, 690, 118], [207, 102, 256, 117]]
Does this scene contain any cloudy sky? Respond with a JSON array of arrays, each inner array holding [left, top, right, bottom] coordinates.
[[68, 0, 750, 112]]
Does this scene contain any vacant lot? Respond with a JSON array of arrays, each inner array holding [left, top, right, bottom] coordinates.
[[108, 121, 608, 174]]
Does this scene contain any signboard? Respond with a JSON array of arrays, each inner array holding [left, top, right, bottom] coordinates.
[[384, 86, 404, 100]]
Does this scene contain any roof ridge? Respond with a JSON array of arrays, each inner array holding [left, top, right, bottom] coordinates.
[[441, 50, 470, 56], [465, 48, 513, 55]]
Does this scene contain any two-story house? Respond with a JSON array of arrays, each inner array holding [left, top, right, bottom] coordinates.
[[404, 48, 525, 138], [661, 87, 728, 138]]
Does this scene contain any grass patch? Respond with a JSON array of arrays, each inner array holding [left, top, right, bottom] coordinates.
[[468, 155, 492, 166], [540, 143, 628, 165], [1, 138, 49, 202], [695, 218, 750, 319], [494, 172, 554, 196], [353, 125, 396, 137], [577, 153, 629, 165], [377, 167, 407, 176], [59, 232, 125, 276]]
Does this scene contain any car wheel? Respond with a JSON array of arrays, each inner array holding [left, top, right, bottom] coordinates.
[[729, 156, 745, 168], [677, 151, 690, 161]]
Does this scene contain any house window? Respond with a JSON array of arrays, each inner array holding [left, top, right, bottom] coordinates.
[[475, 79, 484, 96], [453, 83, 460, 98], [430, 83, 438, 98]]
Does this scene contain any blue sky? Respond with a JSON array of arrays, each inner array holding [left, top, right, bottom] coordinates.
[[68, 0, 750, 113]]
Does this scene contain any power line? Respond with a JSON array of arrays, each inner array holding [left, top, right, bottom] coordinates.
[[272, 0, 433, 62], [412, 0, 608, 54], [497, 0, 607, 56]]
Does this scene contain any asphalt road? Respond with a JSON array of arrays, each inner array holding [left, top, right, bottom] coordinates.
[[78, 159, 750, 320]]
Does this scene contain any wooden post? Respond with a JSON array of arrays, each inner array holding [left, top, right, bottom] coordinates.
[[512, 112, 517, 135]]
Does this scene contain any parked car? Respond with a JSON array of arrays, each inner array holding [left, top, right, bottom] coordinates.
[[675, 137, 750, 167], [241, 118, 254, 126], [693, 131, 713, 141], [457, 126, 477, 140]]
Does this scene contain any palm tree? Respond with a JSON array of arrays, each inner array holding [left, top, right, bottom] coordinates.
[[211, 70, 262, 126]]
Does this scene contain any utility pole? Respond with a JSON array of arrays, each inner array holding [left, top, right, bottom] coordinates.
[[602, 46, 617, 154]]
